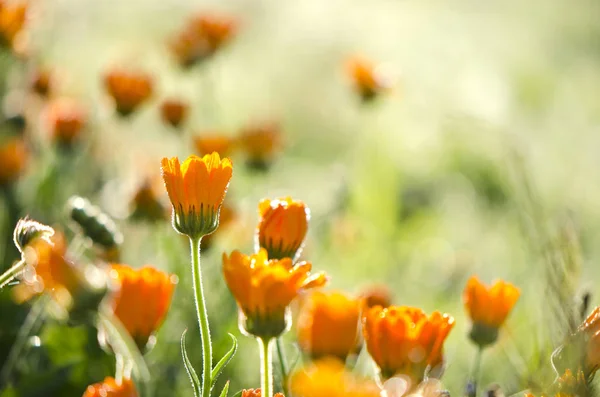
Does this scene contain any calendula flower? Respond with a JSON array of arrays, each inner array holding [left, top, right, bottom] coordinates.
[[45, 98, 87, 148], [0, 0, 26, 49], [346, 56, 394, 102], [362, 306, 455, 384], [161, 153, 233, 239], [160, 98, 188, 129], [297, 291, 362, 360], [130, 179, 168, 222], [574, 307, 600, 376], [239, 121, 282, 170], [290, 357, 381, 397], [256, 197, 309, 261], [12, 217, 54, 254], [103, 68, 153, 117], [83, 377, 138, 397], [360, 284, 393, 309], [241, 389, 284, 397], [193, 134, 235, 157], [463, 276, 520, 347], [0, 136, 28, 186], [223, 249, 327, 339], [109, 264, 176, 349]]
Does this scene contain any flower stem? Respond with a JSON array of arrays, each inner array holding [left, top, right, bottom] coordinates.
[[0, 259, 26, 289], [470, 347, 484, 397], [259, 337, 274, 397], [275, 338, 289, 396], [190, 236, 212, 397]]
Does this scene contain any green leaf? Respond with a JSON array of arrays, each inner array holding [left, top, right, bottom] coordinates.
[[217, 381, 230, 397], [230, 390, 243, 397], [181, 329, 201, 397], [211, 333, 238, 388]]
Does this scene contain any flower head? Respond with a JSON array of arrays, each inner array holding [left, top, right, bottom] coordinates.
[[130, 179, 168, 222], [0, 1, 26, 49], [256, 197, 309, 261], [103, 68, 153, 116], [160, 98, 188, 129], [297, 291, 362, 360], [0, 136, 28, 186], [13, 217, 54, 254], [362, 305, 455, 383], [222, 249, 327, 339], [241, 389, 284, 397], [360, 284, 393, 309], [31, 68, 53, 97], [239, 121, 282, 170], [463, 276, 520, 347], [109, 264, 176, 349], [161, 153, 233, 238], [45, 98, 87, 148], [83, 377, 138, 397], [346, 56, 394, 102], [194, 133, 235, 157]]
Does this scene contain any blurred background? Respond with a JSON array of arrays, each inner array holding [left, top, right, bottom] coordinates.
[[1, 0, 600, 395]]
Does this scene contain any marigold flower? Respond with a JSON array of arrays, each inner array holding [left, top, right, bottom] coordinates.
[[193, 134, 235, 157], [109, 264, 176, 349], [575, 307, 600, 375], [130, 179, 168, 222], [362, 305, 455, 383], [160, 98, 188, 129], [256, 197, 309, 261], [346, 56, 394, 102], [161, 153, 233, 238], [45, 98, 87, 147], [297, 291, 362, 360], [290, 358, 381, 397], [239, 121, 282, 170], [223, 249, 327, 339], [360, 284, 393, 309], [83, 377, 138, 397], [463, 276, 520, 347], [0, 1, 26, 49], [103, 68, 153, 117], [241, 389, 284, 397], [0, 136, 28, 186]]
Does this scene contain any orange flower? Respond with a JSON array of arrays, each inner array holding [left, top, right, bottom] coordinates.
[[362, 306, 454, 383], [463, 276, 520, 347], [0, 136, 28, 186], [222, 249, 327, 339], [193, 134, 235, 157], [31, 68, 53, 97], [297, 291, 361, 360], [0, 1, 26, 49], [161, 153, 233, 238], [576, 307, 600, 375], [103, 68, 153, 116], [239, 121, 282, 170], [346, 56, 393, 102], [83, 377, 138, 397], [256, 197, 309, 261], [290, 358, 381, 397], [360, 284, 393, 309], [160, 98, 188, 129], [45, 98, 87, 147], [130, 179, 168, 222], [241, 389, 284, 397], [109, 264, 176, 349]]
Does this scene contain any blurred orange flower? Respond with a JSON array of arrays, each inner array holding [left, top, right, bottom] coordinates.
[[45, 98, 87, 147], [241, 389, 284, 397], [104, 68, 153, 117], [193, 134, 235, 157], [109, 264, 176, 349], [0, 0, 26, 49], [360, 284, 393, 309], [31, 68, 53, 97], [160, 98, 188, 129], [83, 377, 138, 397], [0, 136, 28, 186], [297, 291, 361, 360], [222, 248, 327, 339], [362, 306, 454, 383], [463, 276, 520, 347], [577, 307, 600, 375], [346, 56, 393, 102], [239, 121, 282, 170], [161, 153, 233, 238], [130, 179, 168, 222], [256, 197, 309, 261], [290, 357, 381, 397]]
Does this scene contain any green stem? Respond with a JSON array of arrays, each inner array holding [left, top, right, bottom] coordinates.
[[190, 237, 212, 397], [470, 347, 484, 397], [275, 338, 289, 396], [259, 337, 274, 397], [0, 259, 26, 289]]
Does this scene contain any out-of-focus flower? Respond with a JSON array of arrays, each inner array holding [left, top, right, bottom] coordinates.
[[362, 305, 455, 384], [346, 56, 394, 103], [238, 121, 282, 170], [256, 197, 309, 262], [130, 179, 168, 222], [45, 98, 87, 148], [223, 248, 327, 339], [290, 357, 381, 397], [576, 307, 600, 375], [109, 264, 176, 349], [241, 389, 284, 397], [0, 136, 28, 186], [31, 68, 53, 97], [83, 377, 138, 397], [193, 134, 235, 157], [160, 98, 188, 129], [0, 0, 26, 49], [201, 202, 236, 250], [103, 68, 153, 117], [161, 153, 233, 239], [170, 13, 237, 68], [297, 291, 361, 361], [524, 368, 587, 397], [12, 217, 54, 254], [463, 276, 520, 347], [360, 284, 393, 309]]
